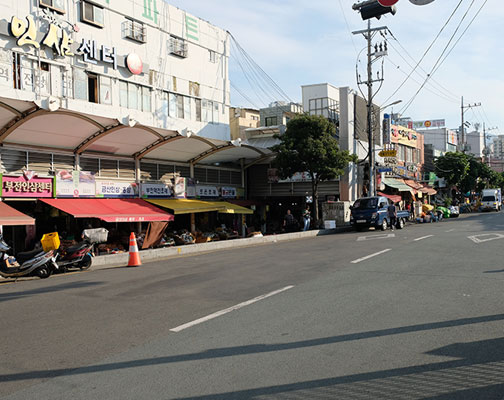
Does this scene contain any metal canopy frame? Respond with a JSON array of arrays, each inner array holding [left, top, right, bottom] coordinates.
[[0, 101, 271, 167]]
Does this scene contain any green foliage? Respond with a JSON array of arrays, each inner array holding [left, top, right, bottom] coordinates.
[[272, 114, 358, 183], [436, 152, 503, 194], [434, 152, 470, 188], [271, 114, 358, 226]]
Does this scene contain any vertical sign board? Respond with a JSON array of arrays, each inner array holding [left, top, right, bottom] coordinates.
[[383, 114, 391, 145]]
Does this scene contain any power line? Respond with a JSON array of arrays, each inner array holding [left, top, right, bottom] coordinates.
[[400, 0, 481, 114], [229, 32, 293, 103], [384, 33, 460, 102], [384, 57, 458, 105], [230, 82, 260, 109], [431, 0, 489, 78], [382, 0, 464, 106]]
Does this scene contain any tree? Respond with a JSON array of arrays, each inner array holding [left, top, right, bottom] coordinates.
[[271, 114, 358, 228], [434, 152, 470, 193]]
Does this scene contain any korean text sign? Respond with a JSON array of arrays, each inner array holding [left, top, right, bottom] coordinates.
[[2, 175, 53, 198]]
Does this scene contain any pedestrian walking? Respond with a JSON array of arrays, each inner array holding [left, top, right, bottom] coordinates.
[[387, 201, 397, 230], [283, 209, 296, 233], [302, 206, 311, 231]]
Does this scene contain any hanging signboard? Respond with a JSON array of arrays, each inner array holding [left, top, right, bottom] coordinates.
[[95, 181, 137, 198], [392, 126, 418, 148], [140, 183, 172, 198], [55, 170, 95, 197], [408, 119, 445, 130], [378, 149, 397, 158], [2, 174, 53, 198], [220, 187, 237, 198], [196, 185, 219, 198], [173, 177, 186, 198]]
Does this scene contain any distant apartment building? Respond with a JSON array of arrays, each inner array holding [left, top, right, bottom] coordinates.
[[492, 135, 504, 159], [230, 107, 259, 140]]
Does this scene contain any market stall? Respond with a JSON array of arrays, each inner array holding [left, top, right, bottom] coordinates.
[[39, 199, 174, 254]]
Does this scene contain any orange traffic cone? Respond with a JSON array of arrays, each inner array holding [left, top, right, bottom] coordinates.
[[128, 232, 142, 267]]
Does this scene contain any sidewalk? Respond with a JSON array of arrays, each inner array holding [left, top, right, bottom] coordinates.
[[93, 226, 353, 270]]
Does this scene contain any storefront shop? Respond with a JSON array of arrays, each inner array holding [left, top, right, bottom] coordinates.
[[39, 198, 174, 254], [146, 198, 253, 240]]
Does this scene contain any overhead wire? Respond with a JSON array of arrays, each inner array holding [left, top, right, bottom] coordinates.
[[384, 57, 458, 105], [385, 39, 459, 103], [229, 32, 293, 103], [381, 0, 464, 106], [399, 0, 481, 114], [430, 0, 489, 78], [230, 82, 260, 109]]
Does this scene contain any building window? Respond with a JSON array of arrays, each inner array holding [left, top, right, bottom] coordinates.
[[177, 95, 184, 119], [122, 19, 146, 43], [265, 116, 278, 127], [87, 72, 98, 103], [209, 50, 217, 63], [40, 0, 66, 14], [81, 1, 104, 27], [100, 76, 112, 105], [195, 99, 201, 122], [169, 36, 188, 58], [119, 80, 150, 111], [184, 97, 191, 120], [169, 93, 177, 117]]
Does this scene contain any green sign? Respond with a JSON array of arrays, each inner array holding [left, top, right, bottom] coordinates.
[[142, 0, 158, 24]]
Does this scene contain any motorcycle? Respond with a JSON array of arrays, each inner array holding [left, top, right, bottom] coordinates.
[[56, 241, 94, 272], [0, 236, 58, 279]]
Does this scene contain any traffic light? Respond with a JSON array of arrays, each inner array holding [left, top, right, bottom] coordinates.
[[353, 0, 397, 20]]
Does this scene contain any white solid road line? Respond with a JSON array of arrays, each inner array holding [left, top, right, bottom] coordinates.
[[170, 285, 295, 332], [351, 249, 391, 264], [414, 235, 434, 241]]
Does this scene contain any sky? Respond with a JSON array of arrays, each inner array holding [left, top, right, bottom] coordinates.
[[167, 0, 502, 140]]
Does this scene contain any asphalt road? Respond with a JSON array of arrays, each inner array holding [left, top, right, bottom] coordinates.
[[2, 212, 504, 399]]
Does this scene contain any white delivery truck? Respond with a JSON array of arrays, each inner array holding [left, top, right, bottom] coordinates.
[[481, 188, 502, 211]]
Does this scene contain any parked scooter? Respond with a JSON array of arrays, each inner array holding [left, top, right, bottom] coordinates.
[[57, 241, 94, 272], [0, 236, 58, 279]]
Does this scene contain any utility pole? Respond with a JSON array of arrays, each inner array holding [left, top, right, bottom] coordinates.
[[460, 96, 481, 153], [353, 22, 388, 197]]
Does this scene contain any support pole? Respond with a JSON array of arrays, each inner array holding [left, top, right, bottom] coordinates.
[[366, 20, 374, 197]]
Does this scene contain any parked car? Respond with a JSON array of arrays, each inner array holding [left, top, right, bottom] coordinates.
[[350, 196, 410, 231]]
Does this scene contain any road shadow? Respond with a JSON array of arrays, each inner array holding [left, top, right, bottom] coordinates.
[[0, 281, 104, 303], [2, 313, 504, 388], [175, 338, 504, 399], [484, 269, 504, 274]]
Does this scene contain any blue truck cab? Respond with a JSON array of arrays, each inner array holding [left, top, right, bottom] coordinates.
[[350, 196, 409, 231]]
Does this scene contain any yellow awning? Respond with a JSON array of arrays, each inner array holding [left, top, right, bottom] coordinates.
[[218, 202, 253, 215], [146, 199, 226, 214]]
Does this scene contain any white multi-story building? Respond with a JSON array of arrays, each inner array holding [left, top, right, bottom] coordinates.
[[466, 129, 484, 159], [492, 135, 504, 160], [0, 0, 266, 191]]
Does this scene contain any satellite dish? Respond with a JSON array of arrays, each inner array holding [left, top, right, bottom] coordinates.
[[409, 0, 436, 5]]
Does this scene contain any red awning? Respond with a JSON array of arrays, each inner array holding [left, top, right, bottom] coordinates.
[[404, 179, 437, 195], [41, 199, 174, 223], [377, 192, 402, 203], [0, 202, 35, 225]]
